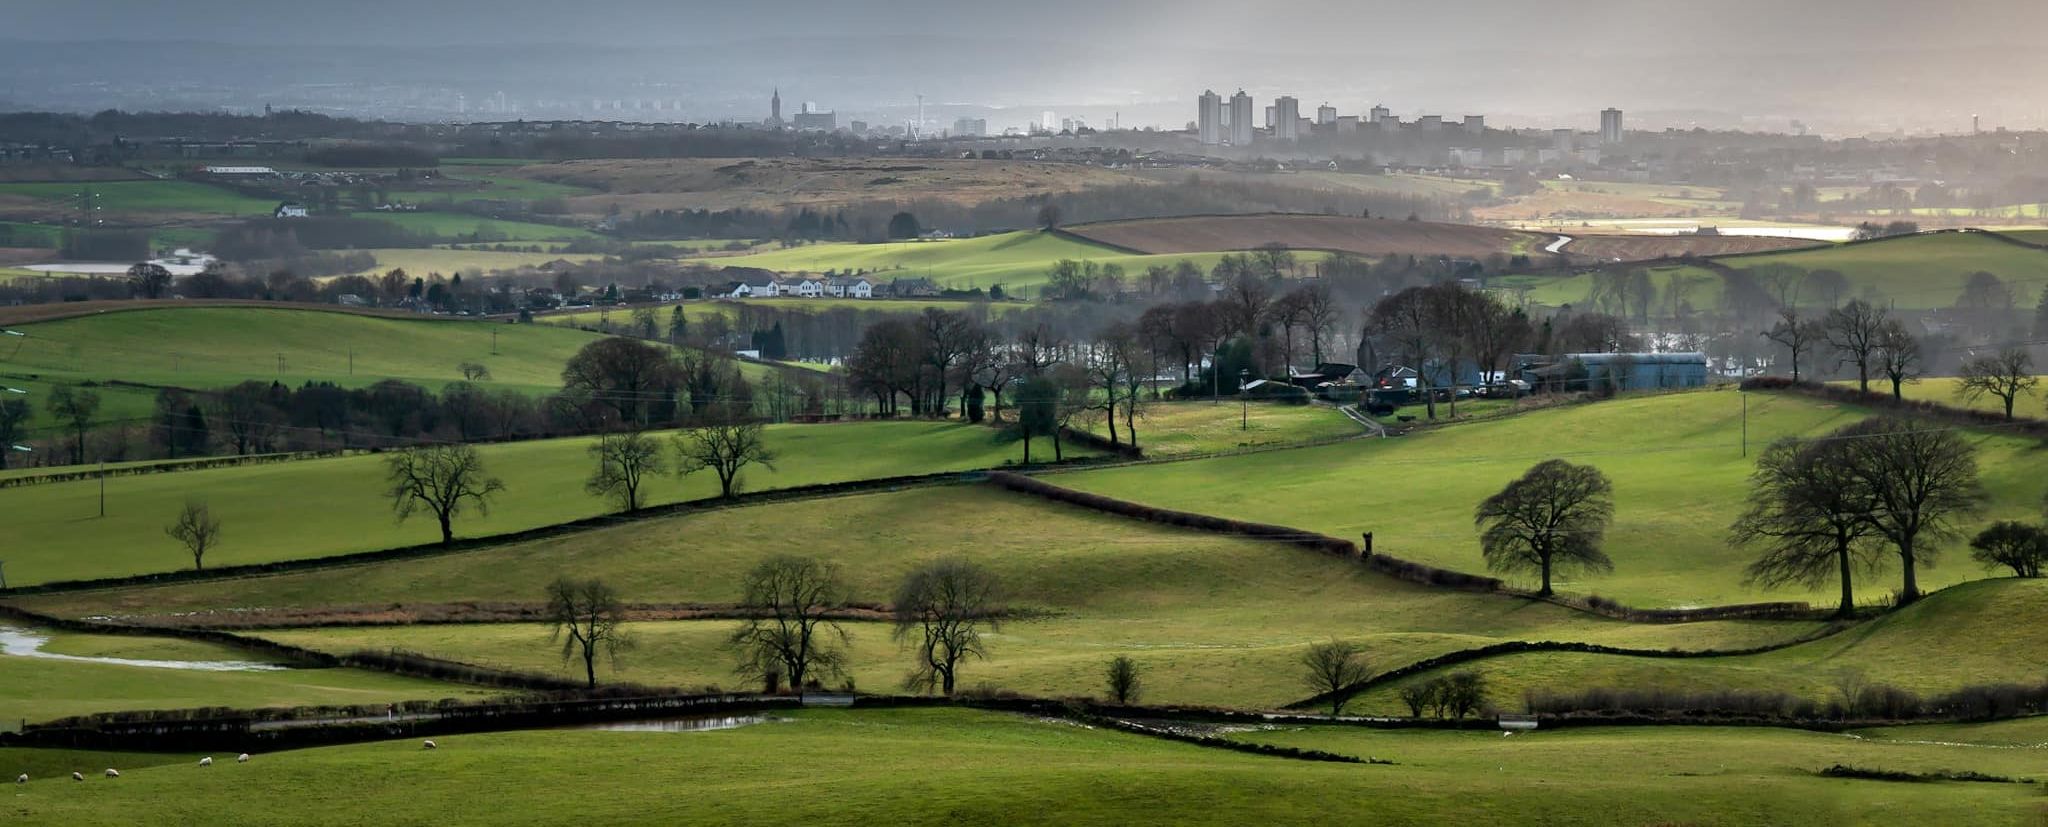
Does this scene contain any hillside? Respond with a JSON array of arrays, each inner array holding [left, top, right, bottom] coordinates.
[[0, 421, 1065, 587], [689, 230, 1312, 294], [505, 157, 1155, 213], [1056, 388, 2048, 608], [1061, 213, 1553, 258]]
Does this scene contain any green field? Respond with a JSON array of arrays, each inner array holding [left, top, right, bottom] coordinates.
[[0, 628, 487, 724], [7, 307, 610, 397], [5, 707, 2041, 825], [349, 211, 600, 242], [688, 230, 1328, 295], [1057, 389, 2048, 608], [538, 297, 1027, 331], [1515, 232, 2048, 312], [0, 422, 1061, 586], [1081, 400, 1366, 457], [21, 485, 1813, 708], [1353, 578, 2048, 716], [1861, 375, 2048, 419], [350, 248, 604, 277], [386, 165, 595, 206], [0, 181, 277, 216]]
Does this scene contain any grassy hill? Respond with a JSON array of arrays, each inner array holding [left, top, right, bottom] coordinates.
[[686, 230, 1326, 295], [4, 306, 611, 399], [0, 628, 486, 724], [1513, 232, 2048, 312], [0, 422, 1056, 586], [1080, 400, 1367, 457], [1351, 577, 2048, 716], [22, 485, 1815, 708], [0, 181, 276, 219], [1055, 388, 2048, 608], [347, 248, 604, 277], [347, 212, 600, 243], [1062, 214, 1553, 258], [6, 708, 2038, 825]]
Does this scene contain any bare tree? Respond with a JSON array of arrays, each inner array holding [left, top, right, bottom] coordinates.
[[384, 443, 506, 546], [586, 429, 666, 512], [1971, 522, 2048, 578], [1731, 436, 1881, 617], [1822, 299, 1887, 394], [1474, 459, 1616, 596], [1840, 417, 1986, 603], [560, 337, 679, 426], [1104, 656, 1143, 705], [1956, 348, 2039, 421], [164, 500, 222, 571], [1371, 286, 1439, 419], [545, 577, 632, 688], [892, 558, 1003, 695], [45, 386, 99, 465], [128, 262, 173, 299], [0, 399, 30, 470], [674, 416, 776, 498], [1874, 319, 1922, 401], [1301, 639, 1371, 717], [729, 555, 849, 693], [1762, 308, 1823, 382]]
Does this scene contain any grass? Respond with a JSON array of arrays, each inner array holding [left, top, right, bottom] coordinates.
[[349, 248, 603, 277], [0, 628, 488, 724], [6, 306, 613, 397], [1351, 578, 2048, 715], [1856, 376, 2048, 419], [347, 211, 600, 242], [1516, 232, 2048, 311], [0, 181, 277, 217], [0, 422, 1064, 587], [5, 707, 2039, 825], [386, 165, 595, 206], [688, 230, 1327, 295], [26, 485, 1814, 708], [537, 297, 1028, 331], [1056, 388, 2048, 607], [1081, 400, 1365, 457]]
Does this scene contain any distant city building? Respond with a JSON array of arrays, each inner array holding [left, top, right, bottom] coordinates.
[[850, 120, 869, 135], [1416, 115, 1443, 131], [1335, 115, 1361, 133], [1370, 104, 1394, 126], [1552, 128, 1576, 154], [1449, 148, 1486, 167], [768, 88, 784, 128], [1601, 108, 1625, 144], [1273, 96, 1301, 141], [792, 103, 836, 131], [1042, 110, 1057, 132], [1317, 103, 1338, 126], [1502, 148, 1527, 166], [1228, 90, 1255, 146], [1463, 115, 1485, 135], [1197, 89, 1224, 145], [952, 117, 987, 137]]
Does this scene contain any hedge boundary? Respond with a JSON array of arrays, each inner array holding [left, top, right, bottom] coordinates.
[[1744, 377, 2048, 436]]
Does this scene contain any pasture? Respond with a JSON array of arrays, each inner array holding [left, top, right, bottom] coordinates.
[[1062, 214, 1551, 258], [1056, 388, 2048, 608], [347, 212, 600, 243], [0, 181, 276, 218], [0, 422, 1058, 586], [688, 230, 1303, 295], [5, 708, 2041, 825], [1079, 400, 1366, 457], [21, 486, 1815, 708], [503, 156, 1154, 214], [347, 248, 603, 277]]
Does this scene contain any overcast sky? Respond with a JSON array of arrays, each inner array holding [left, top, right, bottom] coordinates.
[[7, 0, 2046, 132], [14, 0, 2047, 50]]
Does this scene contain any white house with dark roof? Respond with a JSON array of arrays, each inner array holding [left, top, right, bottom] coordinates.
[[825, 277, 875, 298]]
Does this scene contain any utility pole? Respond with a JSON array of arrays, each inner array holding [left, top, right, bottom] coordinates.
[[1740, 390, 1748, 458], [98, 460, 106, 519], [0, 560, 8, 590], [492, 328, 499, 355], [348, 347, 353, 375], [1240, 369, 1250, 431]]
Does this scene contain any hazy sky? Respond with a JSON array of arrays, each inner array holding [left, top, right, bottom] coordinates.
[[7, 0, 2047, 132], [14, 0, 2048, 50]]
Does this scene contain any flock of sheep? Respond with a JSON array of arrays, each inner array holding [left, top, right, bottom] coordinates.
[[14, 740, 439, 786]]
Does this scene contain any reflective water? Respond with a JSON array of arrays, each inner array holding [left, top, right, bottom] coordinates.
[[0, 626, 288, 672], [580, 715, 781, 733]]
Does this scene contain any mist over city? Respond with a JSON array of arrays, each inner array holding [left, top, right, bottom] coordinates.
[[3, 3, 2048, 825]]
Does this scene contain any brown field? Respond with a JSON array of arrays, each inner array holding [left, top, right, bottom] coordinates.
[[1564, 234, 1822, 261], [0, 299, 477, 327], [0, 165, 150, 184], [1061, 213, 1553, 258], [506, 157, 1155, 213], [0, 247, 52, 267]]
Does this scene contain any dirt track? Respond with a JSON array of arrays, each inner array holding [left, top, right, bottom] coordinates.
[[1062, 214, 1553, 258]]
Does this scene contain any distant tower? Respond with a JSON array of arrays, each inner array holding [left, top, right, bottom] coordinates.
[[1273, 96, 1301, 141], [1197, 90, 1223, 145], [1600, 108, 1624, 145], [770, 88, 784, 128], [1228, 90, 1254, 146]]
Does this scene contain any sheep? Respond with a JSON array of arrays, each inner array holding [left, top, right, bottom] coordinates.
[[15, 774, 26, 784], [71, 772, 83, 782], [421, 739, 437, 750], [236, 754, 251, 764], [199, 757, 213, 767], [104, 769, 120, 778]]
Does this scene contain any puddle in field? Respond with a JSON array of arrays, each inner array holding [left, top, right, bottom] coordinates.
[[0, 627, 288, 672], [579, 715, 784, 733]]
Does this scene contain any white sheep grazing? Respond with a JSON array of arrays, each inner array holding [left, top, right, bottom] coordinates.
[[104, 769, 120, 778], [71, 772, 84, 782], [422, 739, 437, 750], [15, 774, 26, 784], [237, 754, 251, 764], [199, 757, 213, 767]]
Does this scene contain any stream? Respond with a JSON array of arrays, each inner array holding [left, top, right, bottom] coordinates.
[[0, 627, 288, 672]]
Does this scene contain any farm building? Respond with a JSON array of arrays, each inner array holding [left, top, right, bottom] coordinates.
[[1518, 352, 1709, 392]]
